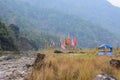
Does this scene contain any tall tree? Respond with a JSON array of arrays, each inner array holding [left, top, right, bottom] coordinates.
[[0, 21, 18, 51]]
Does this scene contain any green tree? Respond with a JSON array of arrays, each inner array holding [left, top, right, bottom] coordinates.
[[8, 24, 20, 39], [0, 21, 18, 51]]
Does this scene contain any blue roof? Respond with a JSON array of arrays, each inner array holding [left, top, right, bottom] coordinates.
[[98, 44, 112, 49], [106, 44, 112, 49], [98, 44, 106, 48]]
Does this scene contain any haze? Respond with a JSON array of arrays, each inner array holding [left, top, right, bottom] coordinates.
[[107, 0, 120, 7]]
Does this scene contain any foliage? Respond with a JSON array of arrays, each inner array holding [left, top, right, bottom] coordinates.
[[0, 0, 120, 48], [26, 49, 120, 80], [26, 54, 120, 80], [0, 21, 18, 51], [8, 24, 20, 38]]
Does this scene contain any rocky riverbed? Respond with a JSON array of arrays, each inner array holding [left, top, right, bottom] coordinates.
[[0, 51, 36, 80]]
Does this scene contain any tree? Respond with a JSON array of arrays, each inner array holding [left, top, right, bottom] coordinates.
[[8, 24, 20, 39], [0, 21, 18, 51]]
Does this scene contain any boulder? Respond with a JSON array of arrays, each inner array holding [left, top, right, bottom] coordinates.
[[34, 53, 45, 64], [93, 73, 117, 80], [33, 53, 45, 70], [110, 59, 120, 68], [68, 51, 76, 54], [54, 50, 63, 53], [26, 64, 33, 69], [0, 55, 15, 61]]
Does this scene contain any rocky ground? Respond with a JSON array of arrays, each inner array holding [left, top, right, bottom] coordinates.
[[0, 51, 36, 80], [0, 51, 118, 80]]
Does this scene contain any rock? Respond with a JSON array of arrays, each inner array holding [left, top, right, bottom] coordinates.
[[0, 71, 5, 79], [4, 55, 15, 60], [93, 73, 117, 80], [0, 56, 6, 61], [110, 59, 120, 68], [0, 56, 35, 80], [33, 53, 45, 70], [68, 51, 75, 54], [14, 70, 22, 77], [34, 53, 45, 64], [26, 64, 33, 69], [0, 55, 16, 61], [54, 50, 63, 53], [19, 51, 37, 57]]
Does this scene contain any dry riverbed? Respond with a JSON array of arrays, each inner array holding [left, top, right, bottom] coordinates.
[[0, 51, 36, 80]]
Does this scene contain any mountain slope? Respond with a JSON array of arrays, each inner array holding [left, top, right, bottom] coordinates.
[[24, 0, 120, 35], [0, 0, 119, 48]]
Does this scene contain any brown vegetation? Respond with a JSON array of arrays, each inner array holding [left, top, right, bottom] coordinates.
[[26, 49, 120, 80]]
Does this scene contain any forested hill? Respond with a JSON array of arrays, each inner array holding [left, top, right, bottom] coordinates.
[[0, 0, 120, 48], [25, 0, 120, 35]]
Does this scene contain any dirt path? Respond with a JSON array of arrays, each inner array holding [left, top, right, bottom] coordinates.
[[0, 56, 35, 80]]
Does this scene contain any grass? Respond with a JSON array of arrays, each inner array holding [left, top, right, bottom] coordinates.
[[26, 49, 120, 80]]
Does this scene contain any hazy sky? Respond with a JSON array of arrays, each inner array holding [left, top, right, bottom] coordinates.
[[107, 0, 120, 7]]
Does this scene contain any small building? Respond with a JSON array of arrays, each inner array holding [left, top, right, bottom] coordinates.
[[98, 44, 113, 56]]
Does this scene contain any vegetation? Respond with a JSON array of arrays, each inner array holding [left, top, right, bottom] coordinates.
[[21, 30, 59, 49], [26, 0, 120, 36], [0, 20, 59, 51], [0, 0, 120, 49], [26, 49, 120, 80], [0, 21, 18, 51], [9, 24, 20, 39]]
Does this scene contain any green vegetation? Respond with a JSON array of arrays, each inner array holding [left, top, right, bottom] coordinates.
[[9, 24, 20, 39], [0, 21, 18, 50], [0, 0, 120, 48], [0, 20, 59, 51]]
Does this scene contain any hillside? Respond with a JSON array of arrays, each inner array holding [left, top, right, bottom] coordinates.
[[0, 0, 120, 48], [26, 0, 120, 35], [0, 21, 46, 51]]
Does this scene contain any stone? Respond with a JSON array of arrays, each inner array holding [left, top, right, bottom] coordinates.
[[93, 73, 117, 80], [0, 55, 15, 61], [26, 64, 33, 69], [0, 56, 35, 80], [0, 71, 5, 79], [68, 51, 75, 53], [33, 53, 45, 70], [54, 50, 63, 53], [34, 53, 45, 64], [110, 59, 120, 68]]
